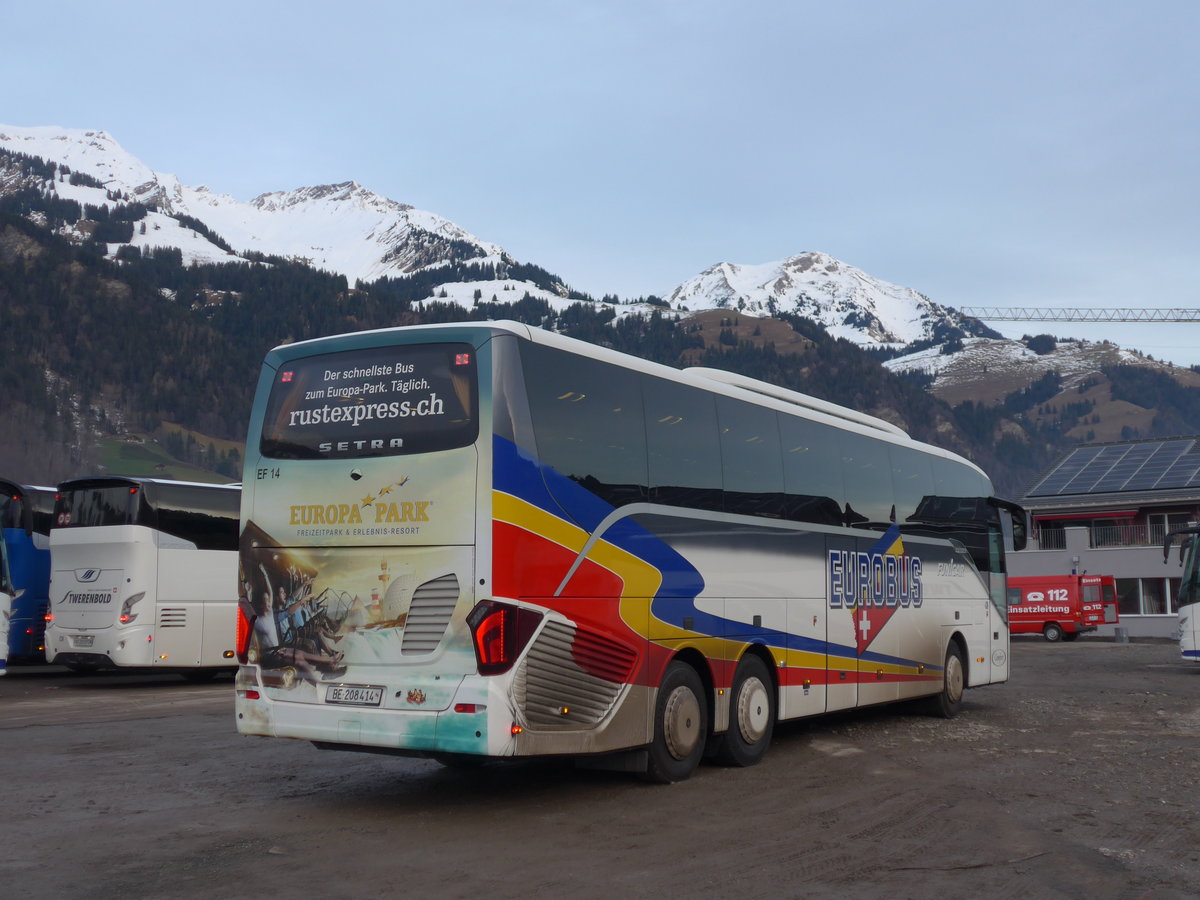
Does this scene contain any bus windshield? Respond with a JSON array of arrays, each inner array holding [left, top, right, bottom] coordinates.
[[259, 343, 478, 460]]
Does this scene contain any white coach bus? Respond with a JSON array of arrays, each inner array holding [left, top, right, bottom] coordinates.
[[46, 476, 240, 677], [234, 321, 1025, 781]]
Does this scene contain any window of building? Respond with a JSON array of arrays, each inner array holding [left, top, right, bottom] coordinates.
[[1141, 578, 1168, 615], [1116, 578, 1141, 616]]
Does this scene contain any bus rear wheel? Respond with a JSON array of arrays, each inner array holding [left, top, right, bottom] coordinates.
[[712, 654, 775, 767], [1043, 622, 1064, 642], [642, 661, 707, 784]]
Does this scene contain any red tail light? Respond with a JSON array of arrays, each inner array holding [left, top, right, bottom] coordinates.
[[466, 600, 542, 675], [235, 600, 256, 664]]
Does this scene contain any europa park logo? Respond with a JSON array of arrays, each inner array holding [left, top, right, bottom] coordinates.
[[288, 477, 432, 527]]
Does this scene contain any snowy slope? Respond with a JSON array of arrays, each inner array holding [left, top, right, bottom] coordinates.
[[663, 251, 979, 346], [0, 125, 506, 284], [882, 336, 1187, 405]]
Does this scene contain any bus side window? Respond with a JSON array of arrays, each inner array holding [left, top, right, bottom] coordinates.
[[154, 482, 240, 551], [716, 396, 783, 518], [839, 431, 894, 527], [643, 377, 722, 513], [520, 342, 648, 509], [779, 416, 845, 526]]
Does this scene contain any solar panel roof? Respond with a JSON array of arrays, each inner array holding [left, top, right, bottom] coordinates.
[[1026, 438, 1200, 497]]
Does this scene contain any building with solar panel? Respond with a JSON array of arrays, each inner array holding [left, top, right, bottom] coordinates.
[[1012, 437, 1197, 638]]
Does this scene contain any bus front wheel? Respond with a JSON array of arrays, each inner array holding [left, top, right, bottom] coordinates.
[[925, 642, 965, 719], [642, 661, 707, 784], [712, 654, 775, 767]]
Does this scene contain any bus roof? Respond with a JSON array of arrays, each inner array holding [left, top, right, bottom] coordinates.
[[264, 319, 988, 481]]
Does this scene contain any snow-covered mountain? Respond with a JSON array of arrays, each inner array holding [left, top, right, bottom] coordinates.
[[663, 251, 988, 347], [4, 123, 1193, 398], [0, 125, 510, 285]]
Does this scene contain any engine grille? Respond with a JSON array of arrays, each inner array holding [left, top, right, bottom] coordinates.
[[400, 574, 459, 655], [515, 620, 637, 729], [158, 608, 187, 628]]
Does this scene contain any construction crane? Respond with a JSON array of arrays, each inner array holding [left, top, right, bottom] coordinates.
[[958, 307, 1200, 323]]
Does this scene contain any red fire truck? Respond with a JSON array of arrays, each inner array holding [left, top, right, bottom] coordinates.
[[1008, 575, 1119, 641]]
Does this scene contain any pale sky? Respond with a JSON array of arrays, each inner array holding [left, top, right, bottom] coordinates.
[[4, 1, 1200, 363]]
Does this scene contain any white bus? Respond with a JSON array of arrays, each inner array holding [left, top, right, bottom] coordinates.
[[1164, 527, 1200, 663], [234, 321, 1025, 781], [46, 476, 240, 677]]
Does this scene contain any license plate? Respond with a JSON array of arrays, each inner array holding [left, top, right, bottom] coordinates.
[[72, 635, 94, 648], [325, 684, 384, 707]]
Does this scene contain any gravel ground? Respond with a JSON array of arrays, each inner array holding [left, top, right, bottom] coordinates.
[[1, 637, 1196, 899]]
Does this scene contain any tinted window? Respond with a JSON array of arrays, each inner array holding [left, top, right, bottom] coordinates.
[[643, 377, 722, 512], [717, 396, 783, 517], [779, 416, 846, 526], [933, 457, 990, 499], [260, 343, 477, 460], [153, 483, 240, 551], [890, 445, 936, 524], [840, 431, 895, 526], [521, 342, 647, 506]]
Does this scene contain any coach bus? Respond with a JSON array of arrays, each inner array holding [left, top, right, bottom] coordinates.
[[46, 476, 240, 676], [1164, 527, 1200, 663], [0, 479, 54, 662], [234, 321, 1025, 781]]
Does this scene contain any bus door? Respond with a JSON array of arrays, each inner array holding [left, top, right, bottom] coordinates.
[[985, 505, 1020, 685]]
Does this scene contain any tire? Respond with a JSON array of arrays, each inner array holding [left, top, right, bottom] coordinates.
[[1043, 623, 1064, 642], [642, 661, 708, 784], [712, 654, 776, 768], [925, 641, 966, 719]]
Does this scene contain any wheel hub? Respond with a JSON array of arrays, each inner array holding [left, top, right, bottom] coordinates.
[[736, 676, 770, 743], [663, 685, 702, 760], [945, 654, 964, 704]]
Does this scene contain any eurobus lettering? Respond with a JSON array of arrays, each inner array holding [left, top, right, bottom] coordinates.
[[828, 549, 922, 608], [234, 321, 1026, 782]]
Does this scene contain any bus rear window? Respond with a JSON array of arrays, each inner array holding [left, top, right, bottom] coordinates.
[[260, 343, 478, 460], [55, 485, 145, 528]]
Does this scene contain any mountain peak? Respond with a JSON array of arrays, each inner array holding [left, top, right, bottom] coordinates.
[[667, 250, 970, 346]]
